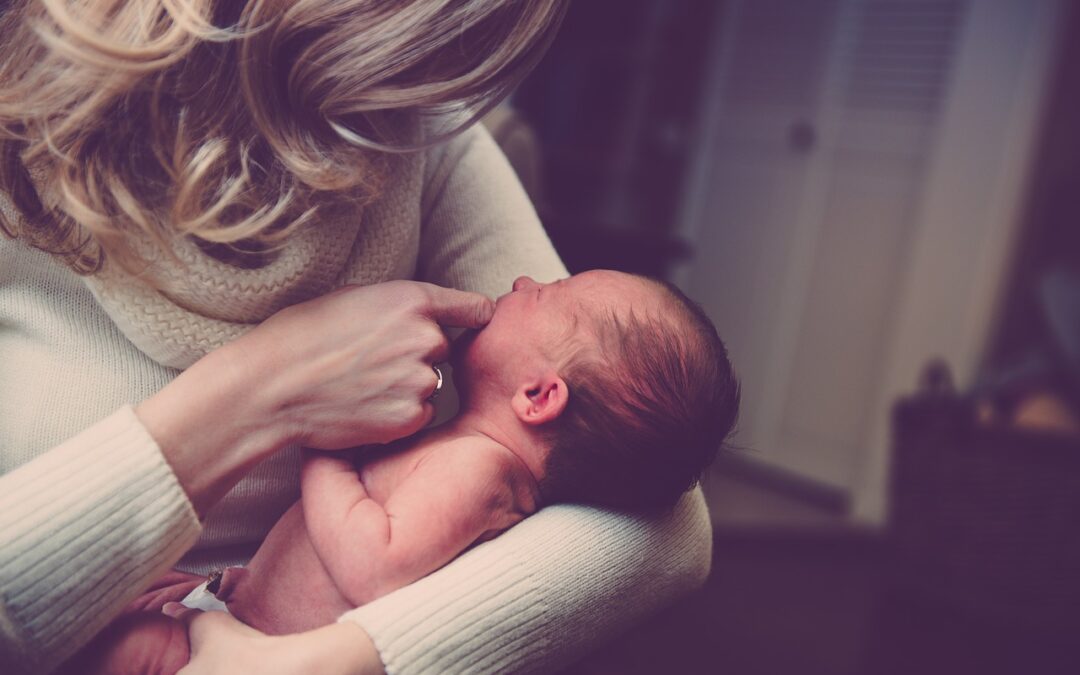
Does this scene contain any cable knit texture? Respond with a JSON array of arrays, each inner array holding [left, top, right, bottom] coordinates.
[[0, 125, 713, 674], [82, 151, 422, 370]]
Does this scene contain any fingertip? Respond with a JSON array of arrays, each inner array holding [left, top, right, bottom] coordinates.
[[161, 602, 189, 619], [456, 294, 496, 329], [477, 297, 496, 325], [426, 287, 495, 328]]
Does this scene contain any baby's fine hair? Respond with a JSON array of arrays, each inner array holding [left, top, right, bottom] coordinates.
[[540, 277, 740, 511]]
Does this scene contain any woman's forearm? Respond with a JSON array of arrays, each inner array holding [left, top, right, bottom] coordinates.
[[289, 622, 386, 675], [0, 408, 202, 674], [136, 341, 291, 517], [340, 489, 713, 674]]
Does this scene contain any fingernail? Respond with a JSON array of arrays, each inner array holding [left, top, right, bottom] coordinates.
[[162, 602, 183, 617]]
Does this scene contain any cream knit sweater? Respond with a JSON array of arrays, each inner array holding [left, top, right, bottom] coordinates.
[[0, 125, 713, 674]]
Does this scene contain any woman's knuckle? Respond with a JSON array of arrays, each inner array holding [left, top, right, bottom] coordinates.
[[397, 285, 426, 309], [410, 368, 432, 390], [423, 327, 446, 351]]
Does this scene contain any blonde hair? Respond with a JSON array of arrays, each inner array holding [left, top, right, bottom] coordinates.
[[0, 0, 566, 276]]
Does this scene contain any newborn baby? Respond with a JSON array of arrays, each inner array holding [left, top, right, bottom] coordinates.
[[69, 270, 739, 674]]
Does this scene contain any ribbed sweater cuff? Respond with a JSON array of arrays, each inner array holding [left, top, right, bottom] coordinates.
[[340, 536, 548, 675], [340, 490, 712, 675], [0, 406, 202, 673]]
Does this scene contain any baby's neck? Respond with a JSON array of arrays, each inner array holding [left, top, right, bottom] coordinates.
[[435, 408, 547, 484]]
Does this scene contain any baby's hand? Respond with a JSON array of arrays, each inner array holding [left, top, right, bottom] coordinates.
[[301, 449, 361, 490]]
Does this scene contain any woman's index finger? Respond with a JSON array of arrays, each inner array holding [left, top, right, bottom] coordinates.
[[419, 285, 496, 329]]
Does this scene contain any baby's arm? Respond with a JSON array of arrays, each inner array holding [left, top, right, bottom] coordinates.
[[300, 450, 383, 554], [301, 448, 516, 606]]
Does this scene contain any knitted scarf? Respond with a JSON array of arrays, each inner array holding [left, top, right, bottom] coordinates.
[[3, 156, 423, 370]]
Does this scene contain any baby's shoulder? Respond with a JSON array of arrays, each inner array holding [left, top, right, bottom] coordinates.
[[422, 438, 520, 479], [454, 443, 541, 516]]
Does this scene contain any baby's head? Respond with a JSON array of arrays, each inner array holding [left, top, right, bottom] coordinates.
[[453, 270, 740, 511]]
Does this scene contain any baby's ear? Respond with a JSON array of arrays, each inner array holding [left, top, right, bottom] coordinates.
[[511, 372, 569, 426]]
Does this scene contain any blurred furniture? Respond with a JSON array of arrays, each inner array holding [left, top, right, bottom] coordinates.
[[872, 364, 1080, 674]]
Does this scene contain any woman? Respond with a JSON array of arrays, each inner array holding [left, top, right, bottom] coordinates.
[[0, 1, 713, 673]]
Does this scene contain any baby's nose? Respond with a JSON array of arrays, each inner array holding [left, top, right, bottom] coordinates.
[[512, 276, 539, 292]]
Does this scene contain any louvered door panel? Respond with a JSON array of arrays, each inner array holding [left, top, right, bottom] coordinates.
[[773, 0, 966, 485], [686, 0, 840, 461], [686, 0, 970, 490]]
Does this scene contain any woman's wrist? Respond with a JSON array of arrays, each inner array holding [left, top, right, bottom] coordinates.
[[135, 341, 292, 517]]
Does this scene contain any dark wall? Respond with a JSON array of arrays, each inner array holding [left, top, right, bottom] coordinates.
[[987, 2, 1080, 371], [512, 0, 723, 277]]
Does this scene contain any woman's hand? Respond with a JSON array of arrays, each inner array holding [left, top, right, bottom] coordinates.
[[136, 281, 494, 515], [236, 280, 492, 449], [166, 607, 385, 675]]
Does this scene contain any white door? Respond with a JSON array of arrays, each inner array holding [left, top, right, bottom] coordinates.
[[678, 0, 1061, 523]]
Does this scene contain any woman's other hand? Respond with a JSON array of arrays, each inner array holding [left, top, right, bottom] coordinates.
[[166, 606, 385, 675], [136, 281, 494, 515]]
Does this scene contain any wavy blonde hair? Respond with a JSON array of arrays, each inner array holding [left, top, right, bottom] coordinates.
[[0, 0, 566, 275]]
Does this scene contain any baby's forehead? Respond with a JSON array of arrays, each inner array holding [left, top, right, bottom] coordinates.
[[565, 275, 670, 337], [566, 272, 665, 314]]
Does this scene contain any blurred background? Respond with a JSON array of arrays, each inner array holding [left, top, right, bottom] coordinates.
[[488, 0, 1080, 673]]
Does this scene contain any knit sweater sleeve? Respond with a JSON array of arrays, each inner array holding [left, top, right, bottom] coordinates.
[[0, 406, 202, 674], [337, 124, 714, 674]]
